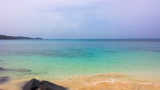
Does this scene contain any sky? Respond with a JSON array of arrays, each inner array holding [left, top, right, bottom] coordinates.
[[0, 0, 160, 39]]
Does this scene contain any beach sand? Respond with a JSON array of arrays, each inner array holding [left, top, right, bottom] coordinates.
[[0, 73, 160, 90]]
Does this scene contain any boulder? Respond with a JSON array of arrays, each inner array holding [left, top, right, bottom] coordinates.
[[23, 79, 67, 90], [23, 79, 40, 90], [38, 81, 67, 90]]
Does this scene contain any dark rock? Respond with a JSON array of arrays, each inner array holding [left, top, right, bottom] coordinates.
[[22, 79, 67, 90], [0, 34, 42, 40], [0, 77, 10, 85], [38, 81, 67, 90], [0, 67, 7, 72], [22, 79, 40, 90]]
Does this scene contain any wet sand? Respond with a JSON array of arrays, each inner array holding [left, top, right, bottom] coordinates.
[[0, 73, 160, 90]]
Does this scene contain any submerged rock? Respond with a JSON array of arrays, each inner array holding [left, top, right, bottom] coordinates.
[[23, 79, 67, 90], [0, 67, 7, 72], [0, 67, 31, 73], [14, 68, 32, 72], [0, 77, 10, 85]]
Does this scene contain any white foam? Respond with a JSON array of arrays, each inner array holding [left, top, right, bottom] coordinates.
[[93, 79, 119, 86], [84, 79, 160, 87]]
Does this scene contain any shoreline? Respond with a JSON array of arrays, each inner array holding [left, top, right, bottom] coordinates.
[[1, 73, 160, 90]]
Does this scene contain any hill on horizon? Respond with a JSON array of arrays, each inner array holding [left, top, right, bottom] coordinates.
[[0, 34, 42, 40]]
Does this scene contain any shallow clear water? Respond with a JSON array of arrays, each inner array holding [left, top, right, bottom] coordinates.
[[0, 39, 160, 80]]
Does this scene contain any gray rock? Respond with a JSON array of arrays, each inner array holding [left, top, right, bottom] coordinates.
[[0, 77, 10, 85], [38, 81, 67, 90], [0, 67, 7, 72], [23, 79, 40, 90], [22, 79, 67, 90]]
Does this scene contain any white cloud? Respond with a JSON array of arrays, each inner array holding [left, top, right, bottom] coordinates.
[[0, 0, 160, 38]]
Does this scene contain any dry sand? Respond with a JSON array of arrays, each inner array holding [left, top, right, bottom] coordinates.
[[0, 73, 160, 90]]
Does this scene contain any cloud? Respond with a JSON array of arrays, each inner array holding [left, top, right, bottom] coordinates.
[[0, 0, 160, 38]]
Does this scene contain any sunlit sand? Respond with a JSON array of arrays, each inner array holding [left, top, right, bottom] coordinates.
[[1, 73, 160, 90]]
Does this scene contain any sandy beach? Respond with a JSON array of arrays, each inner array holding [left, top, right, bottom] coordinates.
[[1, 73, 160, 90]]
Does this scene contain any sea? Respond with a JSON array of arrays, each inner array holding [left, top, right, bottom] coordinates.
[[0, 39, 160, 81]]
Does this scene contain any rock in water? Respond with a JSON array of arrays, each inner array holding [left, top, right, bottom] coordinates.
[[23, 79, 40, 90], [0, 67, 31, 73], [38, 81, 67, 90], [0, 77, 10, 85], [14, 68, 32, 72], [0, 67, 7, 72], [23, 79, 67, 90]]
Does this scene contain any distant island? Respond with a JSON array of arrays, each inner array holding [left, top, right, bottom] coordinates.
[[0, 35, 42, 40]]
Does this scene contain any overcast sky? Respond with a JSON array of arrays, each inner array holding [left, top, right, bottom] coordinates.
[[0, 0, 160, 39]]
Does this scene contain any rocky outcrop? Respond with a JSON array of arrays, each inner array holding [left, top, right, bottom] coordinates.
[[0, 77, 10, 85], [23, 79, 40, 90], [23, 79, 67, 90]]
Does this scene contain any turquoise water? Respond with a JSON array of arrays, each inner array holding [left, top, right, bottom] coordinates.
[[0, 39, 160, 80]]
